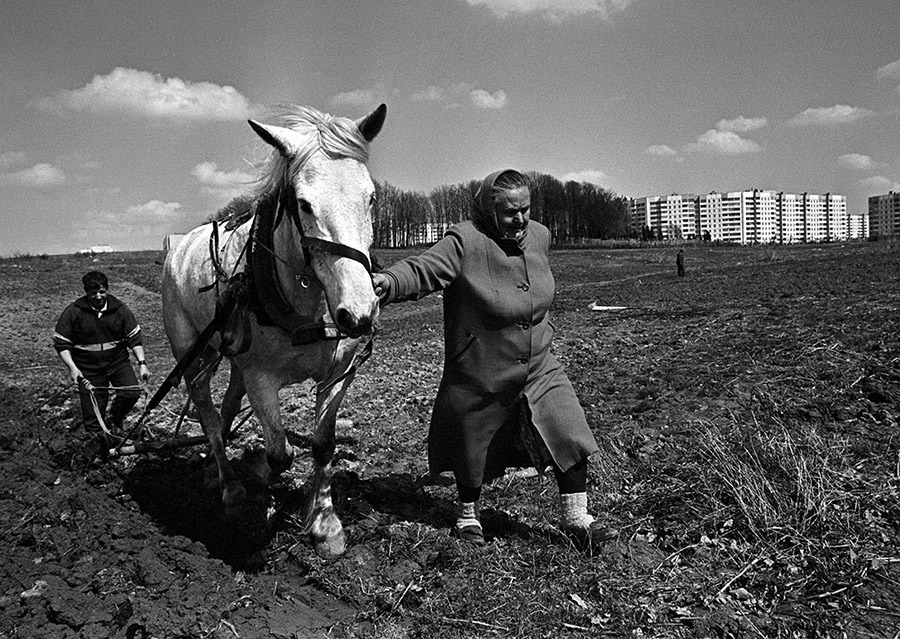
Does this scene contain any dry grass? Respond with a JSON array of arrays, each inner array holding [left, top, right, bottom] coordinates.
[[695, 416, 854, 541]]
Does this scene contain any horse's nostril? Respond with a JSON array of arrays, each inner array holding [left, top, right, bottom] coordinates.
[[335, 308, 354, 331], [336, 308, 374, 338]]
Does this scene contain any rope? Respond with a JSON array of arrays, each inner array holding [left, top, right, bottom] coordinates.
[[80, 384, 145, 392], [83, 386, 113, 439], [171, 391, 193, 439], [315, 329, 376, 398], [79, 380, 147, 441]]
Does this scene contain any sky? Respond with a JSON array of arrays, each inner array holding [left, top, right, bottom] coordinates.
[[1, 0, 899, 255]]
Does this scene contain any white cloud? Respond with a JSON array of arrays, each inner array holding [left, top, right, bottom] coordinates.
[[466, 0, 634, 20], [644, 144, 678, 157], [411, 86, 447, 102], [716, 116, 768, 133], [331, 89, 381, 108], [127, 200, 183, 220], [469, 89, 508, 109], [838, 153, 876, 171], [653, 115, 764, 159], [786, 105, 875, 127], [861, 176, 900, 192], [191, 162, 254, 202], [191, 162, 254, 189], [684, 130, 760, 155], [0, 163, 66, 187], [875, 58, 900, 81], [410, 83, 507, 109], [876, 58, 900, 92], [0, 152, 28, 169], [561, 169, 609, 185], [36, 67, 256, 121]]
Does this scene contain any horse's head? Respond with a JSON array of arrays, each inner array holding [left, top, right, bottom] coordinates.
[[248, 104, 387, 338]]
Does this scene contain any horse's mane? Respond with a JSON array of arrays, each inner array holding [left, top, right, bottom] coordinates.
[[251, 105, 372, 198]]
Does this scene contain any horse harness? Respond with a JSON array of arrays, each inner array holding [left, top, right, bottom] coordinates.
[[135, 186, 376, 440], [204, 186, 375, 349]]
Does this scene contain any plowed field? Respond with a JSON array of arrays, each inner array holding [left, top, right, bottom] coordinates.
[[1, 241, 899, 638]]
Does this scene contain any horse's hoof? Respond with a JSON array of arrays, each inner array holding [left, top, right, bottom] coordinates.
[[222, 481, 247, 507], [313, 530, 346, 559], [267, 445, 295, 477]]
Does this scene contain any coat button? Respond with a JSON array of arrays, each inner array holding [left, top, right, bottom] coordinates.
[[519, 321, 530, 329], [518, 283, 530, 291], [518, 357, 528, 364]]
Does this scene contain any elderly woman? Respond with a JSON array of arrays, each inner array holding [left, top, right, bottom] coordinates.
[[373, 169, 617, 549]]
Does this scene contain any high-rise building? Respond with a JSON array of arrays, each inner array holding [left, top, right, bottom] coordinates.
[[848, 214, 868, 240], [868, 192, 900, 239], [627, 190, 850, 244]]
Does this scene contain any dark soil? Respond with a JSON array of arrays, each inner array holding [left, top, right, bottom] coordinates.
[[1, 242, 899, 638]]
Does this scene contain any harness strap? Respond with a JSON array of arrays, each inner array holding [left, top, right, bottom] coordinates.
[[128, 185, 378, 425], [240, 187, 376, 346], [315, 331, 376, 398], [279, 192, 372, 274], [247, 190, 356, 345], [247, 194, 312, 331], [300, 236, 372, 274], [199, 221, 235, 293]]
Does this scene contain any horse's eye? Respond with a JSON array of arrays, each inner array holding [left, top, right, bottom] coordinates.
[[298, 199, 313, 215]]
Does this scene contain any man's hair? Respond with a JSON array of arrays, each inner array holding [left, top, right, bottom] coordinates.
[[82, 271, 109, 291]]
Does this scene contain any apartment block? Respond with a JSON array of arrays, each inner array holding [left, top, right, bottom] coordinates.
[[848, 214, 868, 240], [628, 190, 850, 244], [868, 192, 900, 239]]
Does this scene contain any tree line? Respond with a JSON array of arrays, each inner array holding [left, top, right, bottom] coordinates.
[[209, 172, 630, 248]]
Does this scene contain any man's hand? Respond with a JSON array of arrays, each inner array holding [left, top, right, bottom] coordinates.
[[76, 375, 93, 391], [138, 362, 151, 382]]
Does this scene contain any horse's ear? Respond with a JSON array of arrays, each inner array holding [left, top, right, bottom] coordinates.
[[355, 104, 387, 142], [248, 119, 302, 158]]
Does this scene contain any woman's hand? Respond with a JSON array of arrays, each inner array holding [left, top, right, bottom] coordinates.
[[372, 272, 391, 304]]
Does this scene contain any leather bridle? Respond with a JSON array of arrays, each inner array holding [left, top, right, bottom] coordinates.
[[276, 186, 372, 278]]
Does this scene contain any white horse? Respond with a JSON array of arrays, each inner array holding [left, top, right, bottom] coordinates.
[[162, 103, 386, 558]]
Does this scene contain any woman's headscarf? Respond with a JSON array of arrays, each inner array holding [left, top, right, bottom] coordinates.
[[472, 169, 530, 251]]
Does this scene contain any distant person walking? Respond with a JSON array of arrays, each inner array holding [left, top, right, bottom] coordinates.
[[676, 249, 686, 277], [53, 271, 151, 437]]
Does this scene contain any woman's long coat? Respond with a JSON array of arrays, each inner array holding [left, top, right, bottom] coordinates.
[[383, 219, 598, 486]]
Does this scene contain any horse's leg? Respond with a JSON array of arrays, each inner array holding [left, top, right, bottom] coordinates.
[[189, 348, 245, 505], [221, 364, 246, 436], [306, 370, 357, 559], [243, 373, 295, 484]]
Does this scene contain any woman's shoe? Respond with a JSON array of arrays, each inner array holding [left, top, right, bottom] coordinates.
[[454, 521, 486, 545], [454, 500, 484, 545], [563, 520, 618, 550], [559, 492, 618, 550]]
